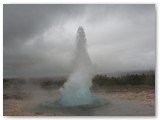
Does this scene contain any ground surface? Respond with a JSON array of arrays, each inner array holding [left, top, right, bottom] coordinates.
[[3, 87, 155, 116]]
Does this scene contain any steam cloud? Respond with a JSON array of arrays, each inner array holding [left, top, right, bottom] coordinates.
[[58, 27, 97, 106]]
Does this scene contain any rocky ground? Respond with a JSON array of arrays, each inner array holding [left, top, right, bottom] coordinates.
[[94, 87, 155, 106], [107, 91, 155, 106], [3, 87, 155, 116]]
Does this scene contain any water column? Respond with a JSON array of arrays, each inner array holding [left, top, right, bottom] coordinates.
[[58, 26, 98, 106]]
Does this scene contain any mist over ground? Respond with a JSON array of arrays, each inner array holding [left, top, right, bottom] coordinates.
[[3, 4, 156, 77]]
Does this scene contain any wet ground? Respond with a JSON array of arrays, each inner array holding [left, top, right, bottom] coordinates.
[[3, 87, 155, 116], [33, 98, 154, 116]]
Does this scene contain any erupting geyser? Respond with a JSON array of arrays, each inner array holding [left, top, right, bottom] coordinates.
[[58, 26, 98, 106]]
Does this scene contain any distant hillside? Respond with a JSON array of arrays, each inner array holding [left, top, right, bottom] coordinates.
[[104, 70, 155, 77]]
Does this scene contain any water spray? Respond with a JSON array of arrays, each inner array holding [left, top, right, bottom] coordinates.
[[58, 26, 98, 106]]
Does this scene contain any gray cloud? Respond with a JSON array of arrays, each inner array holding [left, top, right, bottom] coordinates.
[[3, 4, 156, 77]]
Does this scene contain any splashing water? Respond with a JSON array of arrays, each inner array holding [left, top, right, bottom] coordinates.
[[58, 26, 98, 106]]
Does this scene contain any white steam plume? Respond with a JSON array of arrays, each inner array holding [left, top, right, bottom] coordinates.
[[58, 26, 97, 106]]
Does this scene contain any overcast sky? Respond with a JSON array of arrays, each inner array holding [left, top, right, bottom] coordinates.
[[3, 4, 156, 77]]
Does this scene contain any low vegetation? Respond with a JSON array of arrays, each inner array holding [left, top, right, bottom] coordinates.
[[4, 71, 155, 89], [93, 72, 155, 87]]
